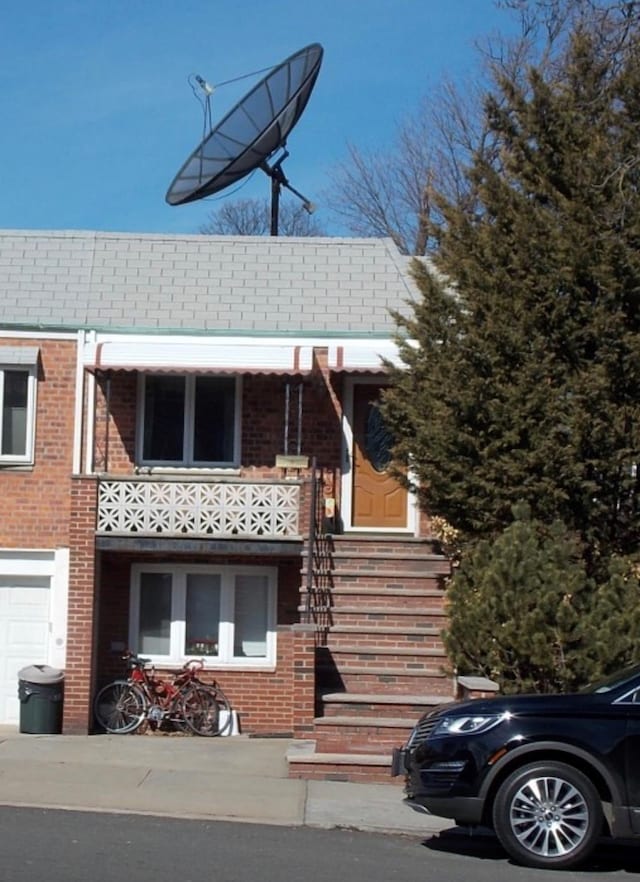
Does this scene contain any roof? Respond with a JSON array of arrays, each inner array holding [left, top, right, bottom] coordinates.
[[0, 230, 419, 337]]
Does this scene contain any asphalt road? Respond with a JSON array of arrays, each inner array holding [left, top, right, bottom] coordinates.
[[2, 806, 639, 882]]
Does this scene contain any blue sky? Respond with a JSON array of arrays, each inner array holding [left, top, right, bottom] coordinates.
[[0, 1, 514, 236]]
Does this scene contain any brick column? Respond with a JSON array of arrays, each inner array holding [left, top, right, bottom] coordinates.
[[64, 475, 99, 734], [291, 624, 317, 738]]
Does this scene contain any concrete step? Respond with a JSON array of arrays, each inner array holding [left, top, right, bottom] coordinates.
[[287, 748, 398, 784]]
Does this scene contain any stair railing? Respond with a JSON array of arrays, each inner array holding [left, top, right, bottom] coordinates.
[[304, 457, 334, 642]]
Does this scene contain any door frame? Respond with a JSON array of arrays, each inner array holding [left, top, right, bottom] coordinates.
[[340, 376, 417, 534]]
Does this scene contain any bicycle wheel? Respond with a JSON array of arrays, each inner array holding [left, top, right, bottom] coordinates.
[[94, 681, 148, 734], [179, 684, 229, 737]]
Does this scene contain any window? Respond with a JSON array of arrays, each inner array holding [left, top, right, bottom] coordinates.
[[0, 355, 38, 465], [139, 374, 239, 466], [129, 564, 276, 666]]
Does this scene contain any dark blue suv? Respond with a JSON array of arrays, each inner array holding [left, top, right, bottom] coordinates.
[[392, 664, 640, 870]]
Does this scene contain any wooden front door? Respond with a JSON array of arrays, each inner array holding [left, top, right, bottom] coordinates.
[[351, 384, 407, 529]]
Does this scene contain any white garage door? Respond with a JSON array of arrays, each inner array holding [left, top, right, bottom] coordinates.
[[0, 576, 50, 725]]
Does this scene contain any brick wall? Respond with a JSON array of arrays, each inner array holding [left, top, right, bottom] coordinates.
[[94, 372, 137, 473], [91, 549, 314, 734], [0, 338, 76, 547]]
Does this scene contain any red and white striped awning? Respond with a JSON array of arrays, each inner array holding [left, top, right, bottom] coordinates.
[[327, 341, 405, 372]]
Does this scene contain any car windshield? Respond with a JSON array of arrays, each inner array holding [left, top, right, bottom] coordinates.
[[580, 663, 640, 694]]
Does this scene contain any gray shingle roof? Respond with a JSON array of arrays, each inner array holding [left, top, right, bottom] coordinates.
[[0, 230, 419, 336]]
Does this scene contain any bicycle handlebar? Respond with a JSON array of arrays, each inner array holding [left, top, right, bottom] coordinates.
[[122, 652, 205, 673], [121, 651, 151, 668], [183, 658, 206, 672]]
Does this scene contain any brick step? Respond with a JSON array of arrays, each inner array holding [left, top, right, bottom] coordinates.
[[315, 562, 449, 579], [311, 716, 420, 755], [305, 604, 445, 616], [316, 586, 446, 598], [327, 637, 445, 652], [327, 530, 438, 550], [325, 616, 446, 632], [318, 668, 452, 695], [321, 644, 448, 662], [328, 534, 440, 552], [327, 625, 445, 651], [330, 624, 441, 637], [301, 567, 446, 585], [320, 691, 448, 719], [287, 747, 398, 784], [320, 703, 434, 720], [300, 607, 447, 628], [320, 604, 445, 618], [307, 554, 445, 565]]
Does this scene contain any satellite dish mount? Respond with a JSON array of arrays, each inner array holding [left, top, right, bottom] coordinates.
[[260, 147, 315, 236]]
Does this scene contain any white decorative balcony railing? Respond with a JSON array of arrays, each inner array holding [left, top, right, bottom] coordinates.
[[97, 478, 301, 538]]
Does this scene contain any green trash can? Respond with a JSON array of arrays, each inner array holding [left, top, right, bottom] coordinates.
[[18, 665, 64, 734]]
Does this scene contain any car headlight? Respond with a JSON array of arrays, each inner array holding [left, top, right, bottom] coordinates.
[[431, 713, 506, 737]]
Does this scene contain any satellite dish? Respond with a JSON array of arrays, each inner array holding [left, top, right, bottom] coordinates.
[[166, 43, 323, 232]]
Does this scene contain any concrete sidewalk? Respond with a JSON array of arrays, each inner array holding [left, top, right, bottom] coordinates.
[[0, 727, 451, 837]]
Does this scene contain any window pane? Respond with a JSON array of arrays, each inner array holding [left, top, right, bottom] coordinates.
[[1, 370, 28, 456], [193, 376, 235, 463], [138, 572, 172, 654], [365, 403, 394, 472], [234, 574, 268, 657], [143, 376, 185, 461], [186, 573, 221, 656]]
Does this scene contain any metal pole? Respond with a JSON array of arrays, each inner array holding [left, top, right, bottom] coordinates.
[[296, 382, 303, 455], [305, 455, 318, 621], [283, 382, 290, 454], [104, 372, 112, 473], [270, 174, 280, 236]]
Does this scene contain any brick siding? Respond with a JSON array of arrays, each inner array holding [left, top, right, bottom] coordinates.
[[0, 338, 76, 547], [90, 549, 313, 734]]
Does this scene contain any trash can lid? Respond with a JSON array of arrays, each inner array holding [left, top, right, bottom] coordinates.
[[18, 664, 65, 684]]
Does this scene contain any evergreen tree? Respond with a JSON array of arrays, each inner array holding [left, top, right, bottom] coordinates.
[[581, 554, 640, 671], [381, 12, 640, 685], [444, 505, 593, 693], [383, 23, 640, 573]]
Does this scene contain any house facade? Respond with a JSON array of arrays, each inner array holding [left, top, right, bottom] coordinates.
[[0, 229, 455, 780]]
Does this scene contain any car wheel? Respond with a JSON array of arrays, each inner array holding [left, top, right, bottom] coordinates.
[[492, 761, 603, 870]]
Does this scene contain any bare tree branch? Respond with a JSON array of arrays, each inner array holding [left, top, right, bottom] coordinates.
[[323, 0, 640, 255], [199, 197, 326, 237]]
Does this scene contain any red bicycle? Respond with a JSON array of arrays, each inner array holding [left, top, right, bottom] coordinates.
[[94, 653, 231, 737]]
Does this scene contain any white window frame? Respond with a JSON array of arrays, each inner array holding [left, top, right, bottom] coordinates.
[[136, 373, 242, 468], [0, 363, 38, 466], [129, 562, 277, 668]]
